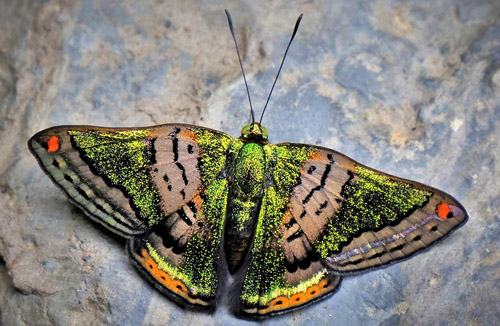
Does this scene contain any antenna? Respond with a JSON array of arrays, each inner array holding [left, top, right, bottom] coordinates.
[[225, 10, 255, 124], [259, 13, 303, 125]]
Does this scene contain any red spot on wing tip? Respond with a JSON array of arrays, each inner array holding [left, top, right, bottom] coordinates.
[[437, 203, 452, 219], [47, 136, 60, 152]]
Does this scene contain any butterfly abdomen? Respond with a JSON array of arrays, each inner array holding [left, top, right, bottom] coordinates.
[[225, 142, 266, 274]]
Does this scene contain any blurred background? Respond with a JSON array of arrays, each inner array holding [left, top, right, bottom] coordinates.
[[0, 0, 499, 325]]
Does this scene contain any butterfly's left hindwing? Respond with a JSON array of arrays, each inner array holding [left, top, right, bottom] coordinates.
[[128, 126, 233, 309], [29, 124, 234, 309], [240, 143, 467, 316]]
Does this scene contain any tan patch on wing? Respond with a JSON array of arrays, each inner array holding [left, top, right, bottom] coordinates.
[[150, 127, 202, 215], [289, 151, 352, 243]]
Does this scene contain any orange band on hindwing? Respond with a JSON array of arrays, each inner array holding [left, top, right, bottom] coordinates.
[[136, 249, 203, 305], [249, 276, 338, 315]]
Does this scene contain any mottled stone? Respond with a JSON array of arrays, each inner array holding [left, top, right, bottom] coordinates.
[[1, 0, 499, 325]]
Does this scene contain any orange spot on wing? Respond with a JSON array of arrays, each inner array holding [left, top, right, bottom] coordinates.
[[192, 195, 204, 212], [318, 279, 330, 290], [289, 293, 307, 307], [138, 249, 172, 287], [305, 285, 321, 299], [179, 129, 197, 141], [170, 280, 188, 295], [269, 296, 289, 312], [47, 136, 60, 152], [437, 203, 452, 219]]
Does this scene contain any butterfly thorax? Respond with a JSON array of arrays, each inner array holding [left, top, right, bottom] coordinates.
[[225, 129, 268, 274]]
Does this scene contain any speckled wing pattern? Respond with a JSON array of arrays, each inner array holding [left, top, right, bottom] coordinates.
[[29, 125, 467, 317], [28, 124, 233, 308], [239, 143, 467, 315]]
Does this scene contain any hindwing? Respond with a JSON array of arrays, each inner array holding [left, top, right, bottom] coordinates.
[[240, 144, 341, 316]]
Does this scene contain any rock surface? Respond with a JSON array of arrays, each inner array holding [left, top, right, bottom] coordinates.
[[1, 0, 499, 325]]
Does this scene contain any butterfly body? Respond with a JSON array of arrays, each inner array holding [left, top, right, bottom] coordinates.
[[28, 122, 467, 316], [225, 139, 266, 273]]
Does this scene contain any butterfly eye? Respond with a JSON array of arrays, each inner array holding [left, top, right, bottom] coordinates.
[[260, 125, 268, 139], [241, 124, 251, 138]]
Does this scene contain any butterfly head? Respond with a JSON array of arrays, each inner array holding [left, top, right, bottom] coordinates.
[[241, 123, 268, 142]]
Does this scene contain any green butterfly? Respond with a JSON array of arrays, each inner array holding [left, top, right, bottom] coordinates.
[[28, 11, 467, 317]]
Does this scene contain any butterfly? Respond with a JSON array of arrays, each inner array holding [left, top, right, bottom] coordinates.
[[28, 11, 467, 317]]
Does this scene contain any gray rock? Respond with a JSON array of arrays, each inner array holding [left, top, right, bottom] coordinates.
[[1, 0, 499, 325]]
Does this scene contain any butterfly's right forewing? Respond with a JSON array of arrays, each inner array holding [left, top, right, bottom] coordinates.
[[239, 143, 467, 316]]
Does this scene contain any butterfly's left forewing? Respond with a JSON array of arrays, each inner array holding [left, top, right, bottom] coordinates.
[[29, 124, 234, 309], [29, 126, 161, 236], [240, 143, 467, 316]]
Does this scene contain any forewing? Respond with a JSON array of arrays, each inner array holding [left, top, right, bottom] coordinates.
[[29, 124, 233, 308], [29, 124, 214, 236], [240, 143, 467, 316], [288, 144, 467, 273], [29, 125, 163, 236]]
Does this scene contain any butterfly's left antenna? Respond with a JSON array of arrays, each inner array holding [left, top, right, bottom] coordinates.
[[225, 10, 256, 124], [259, 13, 303, 125]]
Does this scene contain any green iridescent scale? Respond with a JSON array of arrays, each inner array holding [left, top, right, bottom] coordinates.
[[175, 128, 232, 297], [69, 129, 163, 225], [315, 165, 432, 258]]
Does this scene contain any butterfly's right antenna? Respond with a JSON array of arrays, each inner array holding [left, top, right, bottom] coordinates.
[[225, 10, 255, 124], [259, 13, 303, 125]]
